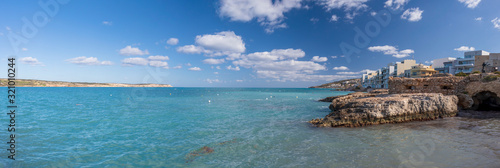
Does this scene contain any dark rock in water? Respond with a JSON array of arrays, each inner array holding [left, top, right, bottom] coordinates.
[[185, 146, 214, 163], [309, 93, 458, 127]]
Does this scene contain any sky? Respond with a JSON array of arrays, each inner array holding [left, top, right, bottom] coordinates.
[[1, 0, 499, 87]]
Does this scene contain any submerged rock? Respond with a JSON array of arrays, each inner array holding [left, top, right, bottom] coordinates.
[[310, 93, 459, 127]]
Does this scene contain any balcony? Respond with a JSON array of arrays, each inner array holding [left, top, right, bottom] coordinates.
[[454, 63, 474, 67], [456, 57, 474, 61]]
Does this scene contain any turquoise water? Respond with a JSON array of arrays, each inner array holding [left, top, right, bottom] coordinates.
[[1, 87, 499, 167]]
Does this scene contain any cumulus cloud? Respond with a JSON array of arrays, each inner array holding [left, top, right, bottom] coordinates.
[[121, 56, 169, 68], [219, 0, 302, 33], [189, 67, 202, 71], [167, 38, 179, 45], [119, 46, 149, 56], [401, 8, 423, 22], [66, 56, 113, 66], [492, 17, 500, 30], [230, 48, 353, 82], [172, 65, 182, 69], [148, 55, 169, 61], [311, 56, 328, 62], [236, 80, 244, 82], [20, 57, 44, 66], [319, 0, 369, 11], [458, 0, 481, 9], [384, 0, 409, 10], [319, 0, 369, 20], [475, 17, 482, 21], [177, 31, 246, 58], [368, 45, 414, 58], [454, 46, 476, 52], [226, 65, 240, 71], [330, 15, 339, 22], [331, 56, 338, 59], [122, 57, 149, 66], [205, 78, 221, 83], [177, 45, 206, 54], [149, 61, 168, 67], [333, 66, 349, 70], [203, 58, 226, 64], [196, 31, 246, 53]]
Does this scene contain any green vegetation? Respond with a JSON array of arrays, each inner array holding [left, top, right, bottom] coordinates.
[[494, 71, 500, 75], [472, 71, 480, 74], [455, 72, 468, 77], [482, 75, 499, 82]]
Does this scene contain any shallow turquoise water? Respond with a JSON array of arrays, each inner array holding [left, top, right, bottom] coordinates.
[[1, 87, 499, 167]]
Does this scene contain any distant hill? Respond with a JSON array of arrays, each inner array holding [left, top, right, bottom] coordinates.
[[0, 79, 173, 87], [309, 78, 361, 90]]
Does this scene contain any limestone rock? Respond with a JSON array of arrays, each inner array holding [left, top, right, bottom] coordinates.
[[309, 93, 459, 127], [457, 93, 473, 109]]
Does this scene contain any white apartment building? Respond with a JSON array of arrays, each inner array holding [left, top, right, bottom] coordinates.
[[362, 60, 416, 89], [451, 50, 490, 74]]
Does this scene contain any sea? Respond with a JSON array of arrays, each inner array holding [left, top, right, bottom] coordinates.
[[1, 87, 499, 167]]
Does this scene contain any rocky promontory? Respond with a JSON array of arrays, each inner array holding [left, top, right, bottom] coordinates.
[[309, 92, 458, 127]]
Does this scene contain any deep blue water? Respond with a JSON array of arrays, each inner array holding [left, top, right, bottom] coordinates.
[[1, 87, 499, 167]]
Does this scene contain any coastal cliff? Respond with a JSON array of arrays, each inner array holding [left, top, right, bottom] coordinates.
[[0, 79, 173, 87], [309, 92, 458, 127]]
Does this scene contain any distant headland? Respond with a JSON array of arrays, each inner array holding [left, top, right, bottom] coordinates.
[[0, 79, 173, 87]]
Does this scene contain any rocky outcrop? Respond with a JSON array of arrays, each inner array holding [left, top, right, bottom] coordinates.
[[309, 93, 459, 127], [319, 89, 388, 102]]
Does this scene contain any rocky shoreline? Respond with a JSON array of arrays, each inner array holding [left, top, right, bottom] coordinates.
[[310, 91, 458, 127], [311, 73, 500, 127]]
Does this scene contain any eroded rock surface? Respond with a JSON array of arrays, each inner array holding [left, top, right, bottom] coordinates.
[[310, 93, 458, 127]]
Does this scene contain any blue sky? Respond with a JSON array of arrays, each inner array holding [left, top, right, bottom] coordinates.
[[1, 0, 499, 87]]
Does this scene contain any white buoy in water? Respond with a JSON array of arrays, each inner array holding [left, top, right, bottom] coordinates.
[[208, 100, 211, 103], [110, 94, 112, 96], [296, 96, 298, 98]]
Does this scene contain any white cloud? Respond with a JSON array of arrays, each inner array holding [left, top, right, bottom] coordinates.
[[189, 67, 202, 71], [330, 15, 339, 22], [424, 60, 433, 65], [331, 56, 338, 59], [102, 21, 112, 26], [492, 17, 500, 30], [186, 63, 192, 66], [475, 17, 482, 21], [203, 58, 226, 64], [370, 12, 377, 16], [454, 46, 476, 52], [333, 66, 349, 70], [172, 65, 182, 69], [119, 46, 149, 56], [195, 31, 245, 53], [177, 45, 206, 54], [5, 26, 11, 31], [236, 80, 244, 82], [205, 78, 221, 83], [22, 48, 28, 51], [384, 0, 409, 10], [177, 31, 246, 58], [458, 0, 481, 9], [216, 66, 221, 69], [219, 0, 302, 33], [66, 56, 113, 66], [368, 45, 414, 58], [310, 18, 319, 23], [20, 57, 43, 66], [148, 55, 169, 61], [149, 61, 168, 67], [214, 72, 219, 74], [226, 65, 240, 71], [401, 8, 423, 22], [311, 56, 328, 62], [122, 57, 149, 66], [320, 0, 369, 11], [167, 38, 179, 45]]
